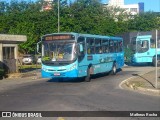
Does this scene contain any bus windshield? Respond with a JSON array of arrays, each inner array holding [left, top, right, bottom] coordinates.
[[137, 40, 149, 53], [131, 40, 149, 53], [42, 41, 77, 64]]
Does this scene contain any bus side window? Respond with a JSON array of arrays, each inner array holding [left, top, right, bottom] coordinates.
[[95, 38, 102, 54], [86, 37, 95, 54], [114, 41, 118, 53], [150, 39, 155, 48], [109, 40, 114, 53], [150, 39, 160, 48], [118, 40, 123, 52], [102, 39, 109, 53]]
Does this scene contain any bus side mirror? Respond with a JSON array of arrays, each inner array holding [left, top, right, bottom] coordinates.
[[78, 44, 83, 56], [37, 41, 41, 53], [79, 44, 83, 52]]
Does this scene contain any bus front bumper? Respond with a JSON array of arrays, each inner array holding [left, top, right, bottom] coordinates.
[[41, 69, 78, 79]]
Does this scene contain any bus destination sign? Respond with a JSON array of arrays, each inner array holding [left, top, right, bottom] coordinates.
[[45, 34, 75, 41]]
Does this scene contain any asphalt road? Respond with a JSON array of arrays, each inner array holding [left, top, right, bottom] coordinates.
[[0, 66, 159, 120]]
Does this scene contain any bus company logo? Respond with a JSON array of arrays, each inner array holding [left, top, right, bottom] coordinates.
[[2, 112, 11, 117]]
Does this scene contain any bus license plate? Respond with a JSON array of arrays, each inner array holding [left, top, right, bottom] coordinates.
[[54, 72, 60, 76]]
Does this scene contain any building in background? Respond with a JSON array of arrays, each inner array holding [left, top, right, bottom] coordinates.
[[108, 0, 124, 6], [138, 2, 144, 13], [41, 0, 54, 11], [107, 0, 144, 15], [0, 34, 27, 73]]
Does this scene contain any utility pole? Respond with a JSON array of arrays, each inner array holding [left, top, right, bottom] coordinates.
[[155, 30, 158, 88], [58, 0, 60, 33]]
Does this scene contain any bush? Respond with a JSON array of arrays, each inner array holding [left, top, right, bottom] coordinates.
[[124, 47, 133, 63]]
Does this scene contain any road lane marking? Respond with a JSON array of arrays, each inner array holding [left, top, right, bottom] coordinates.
[[57, 117, 65, 120]]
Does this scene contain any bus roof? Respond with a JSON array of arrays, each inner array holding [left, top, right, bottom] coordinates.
[[43, 32, 122, 40], [136, 35, 152, 39]]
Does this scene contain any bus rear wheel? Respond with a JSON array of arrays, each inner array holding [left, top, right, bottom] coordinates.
[[84, 67, 91, 82], [110, 63, 117, 75]]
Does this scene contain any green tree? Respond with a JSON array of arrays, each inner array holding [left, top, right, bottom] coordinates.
[[128, 12, 159, 31], [0, 0, 159, 54]]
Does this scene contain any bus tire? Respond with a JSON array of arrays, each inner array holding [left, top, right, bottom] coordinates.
[[152, 57, 156, 66], [84, 67, 91, 82], [110, 63, 116, 75]]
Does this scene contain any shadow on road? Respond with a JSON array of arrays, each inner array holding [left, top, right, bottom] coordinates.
[[125, 62, 153, 67], [132, 74, 156, 88], [47, 78, 84, 83], [47, 68, 122, 83]]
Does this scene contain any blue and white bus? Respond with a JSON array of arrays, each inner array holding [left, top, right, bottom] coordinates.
[[37, 32, 124, 81], [131, 35, 160, 66]]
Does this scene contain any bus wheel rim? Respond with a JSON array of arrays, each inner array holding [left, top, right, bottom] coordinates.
[[113, 64, 116, 74]]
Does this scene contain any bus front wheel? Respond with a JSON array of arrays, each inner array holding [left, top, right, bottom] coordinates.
[[84, 67, 91, 82], [152, 57, 156, 67]]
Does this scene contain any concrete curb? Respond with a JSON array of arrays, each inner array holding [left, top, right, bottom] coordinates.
[[119, 76, 136, 89], [137, 87, 160, 95], [5, 69, 41, 79], [119, 70, 160, 96]]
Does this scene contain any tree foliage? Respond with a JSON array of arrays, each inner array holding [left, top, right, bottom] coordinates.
[[128, 12, 160, 31], [0, 0, 159, 54]]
